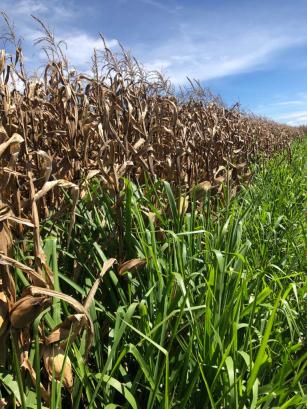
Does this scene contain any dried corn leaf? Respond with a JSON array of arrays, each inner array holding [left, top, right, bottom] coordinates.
[[118, 258, 146, 276], [10, 295, 51, 329]]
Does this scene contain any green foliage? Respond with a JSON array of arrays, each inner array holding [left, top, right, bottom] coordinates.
[[3, 140, 306, 408]]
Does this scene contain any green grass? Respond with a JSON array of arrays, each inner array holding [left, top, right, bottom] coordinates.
[[3, 139, 307, 408]]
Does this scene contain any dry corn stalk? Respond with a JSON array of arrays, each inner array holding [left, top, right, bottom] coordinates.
[[0, 291, 8, 336]]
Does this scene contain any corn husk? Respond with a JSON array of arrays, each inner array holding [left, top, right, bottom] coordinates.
[[43, 344, 73, 390]]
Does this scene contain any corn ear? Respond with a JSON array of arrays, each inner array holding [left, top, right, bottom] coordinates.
[[43, 344, 73, 390]]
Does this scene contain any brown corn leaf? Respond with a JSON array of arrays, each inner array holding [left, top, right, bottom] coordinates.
[[0, 254, 48, 288], [118, 258, 146, 276], [21, 356, 50, 403], [10, 295, 51, 329], [45, 313, 87, 345], [0, 133, 24, 158], [193, 181, 212, 192], [25, 286, 94, 353], [84, 258, 116, 311]]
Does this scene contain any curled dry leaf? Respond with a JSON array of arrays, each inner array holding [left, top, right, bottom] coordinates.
[[85, 169, 100, 180], [10, 295, 51, 329], [0, 254, 48, 288], [45, 313, 87, 345], [36, 150, 53, 183], [21, 357, 50, 403], [118, 258, 146, 276], [25, 286, 94, 353], [84, 258, 116, 311], [43, 344, 73, 390], [0, 133, 24, 158], [33, 179, 78, 202]]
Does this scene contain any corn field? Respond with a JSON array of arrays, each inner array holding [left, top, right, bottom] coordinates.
[[0, 15, 306, 409]]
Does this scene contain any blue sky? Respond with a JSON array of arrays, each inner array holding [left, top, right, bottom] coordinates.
[[1, 0, 307, 125]]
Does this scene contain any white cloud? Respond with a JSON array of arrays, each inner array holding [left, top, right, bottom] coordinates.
[[141, 30, 307, 84], [0, 2, 117, 70], [12, 0, 48, 14], [130, 1, 307, 84], [287, 117, 307, 126], [1, 0, 307, 84], [21, 29, 117, 70], [63, 34, 117, 68], [138, 0, 180, 14], [274, 100, 305, 106], [255, 93, 307, 126], [277, 110, 307, 121]]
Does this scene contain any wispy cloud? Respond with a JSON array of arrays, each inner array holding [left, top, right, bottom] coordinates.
[[255, 92, 307, 125], [138, 0, 182, 14], [274, 100, 305, 106], [1, 0, 307, 84], [137, 9, 307, 84], [0, 1, 117, 70], [276, 110, 307, 125], [64, 34, 117, 68]]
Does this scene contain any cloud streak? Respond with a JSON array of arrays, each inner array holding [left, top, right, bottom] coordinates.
[[134, 3, 307, 84], [255, 92, 307, 125]]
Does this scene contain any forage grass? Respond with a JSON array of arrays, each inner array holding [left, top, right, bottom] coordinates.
[[4, 138, 299, 408]]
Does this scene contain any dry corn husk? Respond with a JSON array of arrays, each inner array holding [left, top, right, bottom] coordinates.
[[0, 214, 12, 258], [194, 181, 212, 192], [10, 295, 51, 329], [179, 195, 189, 216], [43, 344, 73, 390]]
